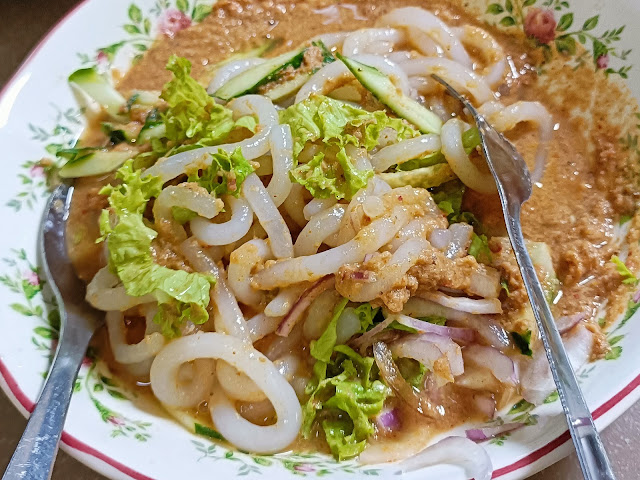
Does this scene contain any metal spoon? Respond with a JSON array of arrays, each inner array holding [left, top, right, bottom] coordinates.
[[432, 74, 616, 480], [3, 184, 102, 480]]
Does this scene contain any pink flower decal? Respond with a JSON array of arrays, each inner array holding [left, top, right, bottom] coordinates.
[[29, 165, 44, 178], [107, 416, 125, 426], [24, 270, 40, 286], [597, 54, 610, 69], [158, 8, 192, 37], [524, 9, 557, 44], [96, 50, 109, 66], [293, 464, 315, 473]]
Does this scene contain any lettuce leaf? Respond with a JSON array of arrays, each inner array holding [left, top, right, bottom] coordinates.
[[468, 233, 492, 264], [187, 147, 254, 197], [611, 255, 639, 285], [353, 303, 380, 333], [99, 161, 215, 337], [161, 55, 235, 144], [303, 343, 390, 460], [279, 95, 418, 199], [310, 298, 349, 363]]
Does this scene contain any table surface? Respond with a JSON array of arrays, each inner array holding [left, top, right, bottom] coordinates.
[[1, 2, 639, 479]]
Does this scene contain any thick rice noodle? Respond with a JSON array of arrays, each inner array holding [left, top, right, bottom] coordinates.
[[190, 195, 253, 246], [342, 28, 405, 56], [150, 332, 302, 453], [253, 207, 410, 289]]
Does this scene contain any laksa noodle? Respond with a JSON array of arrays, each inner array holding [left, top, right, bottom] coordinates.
[[60, 0, 640, 473]]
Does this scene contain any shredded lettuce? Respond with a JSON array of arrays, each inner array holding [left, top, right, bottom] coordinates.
[[187, 147, 254, 197], [397, 357, 427, 388], [161, 55, 235, 144], [303, 343, 390, 460], [310, 298, 349, 363], [468, 233, 492, 264], [99, 161, 215, 337], [279, 95, 418, 199], [430, 180, 480, 227], [353, 303, 380, 333]]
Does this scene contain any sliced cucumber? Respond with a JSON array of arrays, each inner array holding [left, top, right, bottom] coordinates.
[[59, 149, 133, 178], [379, 163, 456, 189], [68, 67, 126, 119], [214, 39, 279, 69], [337, 54, 443, 135], [213, 47, 306, 101], [264, 72, 312, 102], [138, 122, 166, 143]]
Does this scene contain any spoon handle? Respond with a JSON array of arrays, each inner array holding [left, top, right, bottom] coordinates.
[[2, 310, 94, 480], [506, 206, 616, 480]]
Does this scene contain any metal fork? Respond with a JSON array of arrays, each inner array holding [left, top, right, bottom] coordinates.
[[3, 184, 103, 480], [432, 74, 616, 480]]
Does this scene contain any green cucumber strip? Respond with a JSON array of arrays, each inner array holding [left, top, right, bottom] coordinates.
[[213, 47, 306, 101], [59, 150, 133, 178], [68, 67, 126, 118], [337, 54, 442, 134], [379, 163, 456, 189]]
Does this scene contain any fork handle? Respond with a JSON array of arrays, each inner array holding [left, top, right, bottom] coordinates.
[[506, 208, 616, 480], [2, 313, 94, 480]]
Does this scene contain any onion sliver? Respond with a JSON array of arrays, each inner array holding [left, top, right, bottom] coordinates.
[[351, 315, 396, 353], [253, 207, 409, 289], [371, 134, 441, 173], [393, 314, 475, 344], [373, 342, 444, 419], [422, 291, 503, 315], [191, 195, 253, 246], [277, 275, 335, 336], [556, 313, 585, 335], [466, 422, 524, 442], [151, 332, 302, 453], [397, 436, 493, 480], [86, 266, 155, 311], [463, 345, 518, 385], [242, 174, 293, 258]]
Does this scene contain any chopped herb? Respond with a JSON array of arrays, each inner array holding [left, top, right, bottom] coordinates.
[[194, 423, 225, 440], [468, 233, 492, 264], [611, 255, 638, 285], [500, 278, 511, 296], [511, 330, 533, 356], [620, 214, 633, 225]]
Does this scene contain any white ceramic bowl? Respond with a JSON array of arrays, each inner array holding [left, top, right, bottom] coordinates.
[[1, 1, 640, 479]]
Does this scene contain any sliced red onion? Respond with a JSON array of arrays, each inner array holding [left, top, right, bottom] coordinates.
[[392, 333, 464, 382], [422, 291, 503, 315], [463, 345, 518, 386], [390, 336, 451, 386], [520, 324, 594, 404], [474, 394, 496, 420], [634, 289, 640, 303], [375, 407, 401, 434], [394, 313, 475, 344], [351, 315, 396, 353], [556, 313, 585, 335], [465, 422, 524, 442], [397, 436, 493, 480], [276, 275, 335, 337], [373, 342, 444, 419], [469, 267, 502, 299]]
